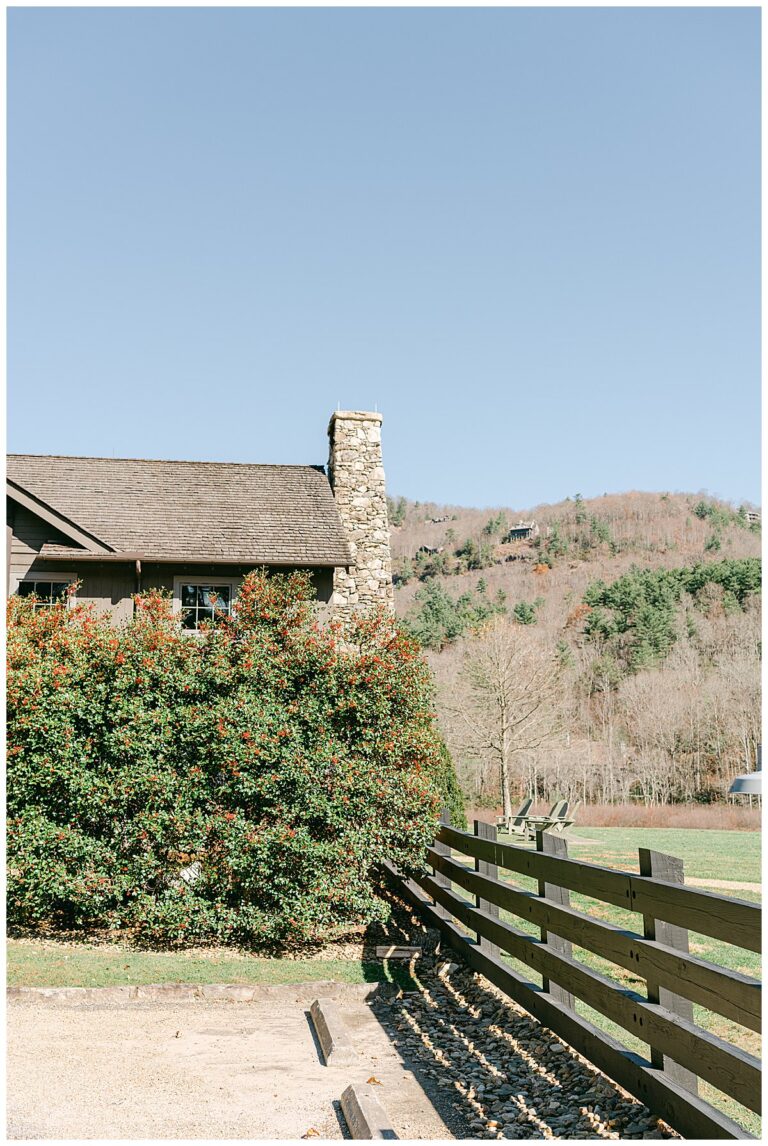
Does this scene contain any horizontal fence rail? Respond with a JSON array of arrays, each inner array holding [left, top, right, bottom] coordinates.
[[426, 849, 761, 1032], [384, 813, 762, 1141], [438, 824, 761, 954]]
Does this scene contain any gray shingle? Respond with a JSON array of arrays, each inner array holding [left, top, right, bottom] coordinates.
[[7, 455, 352, 567]]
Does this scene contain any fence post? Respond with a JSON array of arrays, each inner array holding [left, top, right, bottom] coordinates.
[[431, 805, 452, 919], [536, 830, 575, 1009], [638, 848, 698, 1094], [474, 819, 500, 957]]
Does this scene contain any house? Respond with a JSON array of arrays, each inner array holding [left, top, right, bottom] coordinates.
[[505, 520, 539, 542], [6, 410, 394, 626]]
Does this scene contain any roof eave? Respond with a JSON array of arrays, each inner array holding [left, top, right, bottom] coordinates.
[[36, 551, 351, 568]]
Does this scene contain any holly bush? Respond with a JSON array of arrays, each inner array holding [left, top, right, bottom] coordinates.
[[7, 571, 464, 948]]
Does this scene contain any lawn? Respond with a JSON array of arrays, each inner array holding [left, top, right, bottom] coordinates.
[[6, 940, 416, 991], [565, 825, 761, 887]]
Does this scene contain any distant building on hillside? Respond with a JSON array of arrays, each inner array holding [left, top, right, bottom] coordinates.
[[505, 520, 539, 542], [745, 511, 761, 525]]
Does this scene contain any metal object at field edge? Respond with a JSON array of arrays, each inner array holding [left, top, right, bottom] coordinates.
[[728, 771, 762, 795]]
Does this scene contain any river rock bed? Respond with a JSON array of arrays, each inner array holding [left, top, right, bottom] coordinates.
[[371, 896, 679, 1140]]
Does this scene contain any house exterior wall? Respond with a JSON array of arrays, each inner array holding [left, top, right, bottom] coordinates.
[[7, 502, 73, 589], [77, 565, 137, 623], [8, 503, 335, 621], [140, 563, 334, 609]]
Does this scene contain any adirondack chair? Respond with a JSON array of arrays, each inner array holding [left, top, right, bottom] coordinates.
[[497, 797, 533, 834], [549, 801, 580, 835], [522, 799, 570, 839]]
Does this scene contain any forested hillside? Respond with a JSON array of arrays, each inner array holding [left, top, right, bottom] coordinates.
[[388, 491, 761, 808]]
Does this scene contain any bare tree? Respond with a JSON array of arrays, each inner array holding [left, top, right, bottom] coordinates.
[[445, 616, 562, 824]]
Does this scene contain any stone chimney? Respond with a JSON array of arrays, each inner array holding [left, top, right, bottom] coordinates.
[[327, 410, 394, 612]]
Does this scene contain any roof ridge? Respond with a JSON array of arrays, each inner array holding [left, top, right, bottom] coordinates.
[[7, 454, 327, 471]]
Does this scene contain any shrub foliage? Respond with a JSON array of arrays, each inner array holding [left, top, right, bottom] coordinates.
[[7, 571, 460, 947]]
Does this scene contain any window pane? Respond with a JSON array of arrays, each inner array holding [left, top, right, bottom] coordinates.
[[17, 582, 36, 597], [178, 583, 233, 629], [50, 583, 69, 600], [198, 585, 231, 610]]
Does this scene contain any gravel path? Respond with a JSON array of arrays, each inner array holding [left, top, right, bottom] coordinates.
[[7, 981, 451, 1140], [685, 878, 761, 892]]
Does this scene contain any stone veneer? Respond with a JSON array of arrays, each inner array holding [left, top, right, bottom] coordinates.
[[327, 410, 394, 613]]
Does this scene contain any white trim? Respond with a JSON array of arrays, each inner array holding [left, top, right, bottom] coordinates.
[[171, 575, 242, 627]]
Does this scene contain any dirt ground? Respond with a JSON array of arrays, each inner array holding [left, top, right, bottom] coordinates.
[[6, 982, 454, 1140], [6, 893, 682, 1141]]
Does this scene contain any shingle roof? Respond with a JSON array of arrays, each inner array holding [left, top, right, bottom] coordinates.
[[7, 454, 352, 567]]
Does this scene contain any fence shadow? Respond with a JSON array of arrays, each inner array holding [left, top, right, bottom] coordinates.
[[361, 887, 650, 1141]]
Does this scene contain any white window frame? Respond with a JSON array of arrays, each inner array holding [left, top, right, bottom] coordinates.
[[15, 571, 78, 607], [172, 576, 241, 630]]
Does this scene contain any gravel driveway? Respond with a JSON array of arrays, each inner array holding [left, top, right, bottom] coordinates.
[[7, 981, 452, 1140], [7, 894, 681, 1140]]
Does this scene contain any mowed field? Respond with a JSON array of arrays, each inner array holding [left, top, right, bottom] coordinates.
[[567, 826, 761, 890]]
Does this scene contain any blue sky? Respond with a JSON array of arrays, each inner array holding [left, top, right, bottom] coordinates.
[[7, 7, 760, 509]]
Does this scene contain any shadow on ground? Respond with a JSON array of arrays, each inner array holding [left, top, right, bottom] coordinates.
[[359, 888, 677, 1141]]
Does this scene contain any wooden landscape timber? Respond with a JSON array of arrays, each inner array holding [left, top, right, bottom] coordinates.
[[340, 1083, 399, 1140], [374, 946, 423, 961], [383, 815, 762, 1140], [309, 998, 358, 1067]]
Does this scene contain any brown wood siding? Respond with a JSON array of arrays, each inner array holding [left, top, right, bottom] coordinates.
[[76, 566, 136, 623], [8, 503, 77, 588], [141, 564, 334, 604]]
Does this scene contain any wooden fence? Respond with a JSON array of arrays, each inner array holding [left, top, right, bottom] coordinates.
[[384, 813, 761, 1140]]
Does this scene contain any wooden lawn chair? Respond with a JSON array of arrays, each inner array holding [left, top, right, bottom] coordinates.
[[523, 799, 569, 840], [497, 797, 533, 835], [549, 800, 581, 835]]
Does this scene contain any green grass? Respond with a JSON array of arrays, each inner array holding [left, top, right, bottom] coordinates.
[[565, 826, 761, 886], [7, 941, 416, 990]]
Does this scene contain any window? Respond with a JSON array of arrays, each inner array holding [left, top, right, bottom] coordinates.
[[172, 577, 240, 630], [17, 578, 74, 608]]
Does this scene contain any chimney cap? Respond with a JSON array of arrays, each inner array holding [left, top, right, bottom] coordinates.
[[328, 410, 383, 434]]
